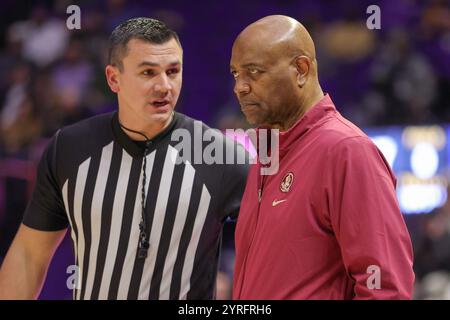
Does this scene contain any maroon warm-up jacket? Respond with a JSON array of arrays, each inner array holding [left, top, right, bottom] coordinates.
[[233, 94, 415, 299]]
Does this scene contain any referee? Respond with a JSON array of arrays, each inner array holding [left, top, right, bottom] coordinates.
[[0, 18, 249, 300]]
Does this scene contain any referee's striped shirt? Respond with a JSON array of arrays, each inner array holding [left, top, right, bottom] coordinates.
[[23, 111, 249, 300]]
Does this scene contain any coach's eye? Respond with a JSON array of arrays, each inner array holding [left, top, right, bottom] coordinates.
[[231, 70, 239, 79], [167, 68, 180, 76], [249, 68, 259, 74]]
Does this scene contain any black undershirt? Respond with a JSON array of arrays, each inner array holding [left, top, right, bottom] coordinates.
[[133, 140, 148, 150]]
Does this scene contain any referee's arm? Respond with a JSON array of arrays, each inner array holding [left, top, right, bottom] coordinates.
[[0, 224, 67, 299], [0, 132, 69, 299]]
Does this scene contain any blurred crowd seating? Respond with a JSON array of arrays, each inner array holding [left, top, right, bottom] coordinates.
[[0, 0, 449, 299]]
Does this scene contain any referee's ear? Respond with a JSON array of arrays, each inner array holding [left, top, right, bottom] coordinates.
[[105, 65, 120, 93]]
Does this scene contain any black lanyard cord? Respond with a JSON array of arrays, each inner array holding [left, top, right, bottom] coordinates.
[[119, 121, 150, 259]]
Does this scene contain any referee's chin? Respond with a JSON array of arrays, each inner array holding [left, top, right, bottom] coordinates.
[[147, 108, 174, 126]]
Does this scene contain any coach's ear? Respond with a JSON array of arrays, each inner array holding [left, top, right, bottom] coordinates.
[[293, 55, 310, 88], [105, 65, 120, 93]]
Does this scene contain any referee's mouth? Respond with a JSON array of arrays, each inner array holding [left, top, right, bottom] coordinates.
[[150, 99, 170, 108]]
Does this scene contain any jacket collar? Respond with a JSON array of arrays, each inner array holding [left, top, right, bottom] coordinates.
[[255, 93, 337, 158]]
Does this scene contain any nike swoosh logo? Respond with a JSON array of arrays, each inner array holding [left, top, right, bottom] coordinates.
[[272, 199, 287, 207]]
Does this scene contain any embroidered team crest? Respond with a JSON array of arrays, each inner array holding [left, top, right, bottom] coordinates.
[[280, 172, 294, 193]]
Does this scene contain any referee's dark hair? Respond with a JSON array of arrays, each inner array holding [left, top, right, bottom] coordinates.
[[108, 17, 181, 72]]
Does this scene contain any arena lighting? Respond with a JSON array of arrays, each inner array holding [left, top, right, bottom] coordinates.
[[371, 136, 398, 168], [398, 182, 447, 214], [410, 142, 439, 179], [225, 125, 449, 215], [366, 126, 449, 215]]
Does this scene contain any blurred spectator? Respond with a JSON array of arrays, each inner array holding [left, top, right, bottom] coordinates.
[[415, 271, 450, 300], [419, 0, 450, 123], [414, 186, 450, 280], [49, 37, 94, 127], [319, 20, 376, 63], [0, 24, 23, 96], [420, 0, 450, 40], [315, 14, 376, 120], [361, 29, 438, 125], [0, 61, 42, 155], [52, 38, 93, 103], [8, 5, 69, 68], [105, 0, 147, 32]]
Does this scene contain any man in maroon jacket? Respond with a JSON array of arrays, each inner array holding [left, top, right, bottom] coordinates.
[[230, 15, 415, 299]]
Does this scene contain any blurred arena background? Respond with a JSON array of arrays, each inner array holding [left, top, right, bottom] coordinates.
[[0, 0, 449, 299]]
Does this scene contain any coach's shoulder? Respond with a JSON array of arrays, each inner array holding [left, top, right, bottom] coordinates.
[[329, 135, 377, 157], [311, 116, 382, 166], [316, 112, 371, 146]]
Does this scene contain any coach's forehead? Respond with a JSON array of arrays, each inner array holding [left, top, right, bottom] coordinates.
[[231, 15, 316, 65]]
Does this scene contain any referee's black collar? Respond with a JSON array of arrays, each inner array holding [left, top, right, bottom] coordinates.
[[111, 111, 180, 158]]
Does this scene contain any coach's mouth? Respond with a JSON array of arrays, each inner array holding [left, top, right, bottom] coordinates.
[[241, 102, 260, 111]]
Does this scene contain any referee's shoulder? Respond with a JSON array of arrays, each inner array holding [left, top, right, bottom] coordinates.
[[174, 112, 230, 143], [174, 111, 249, 160], [175, 112, 211, 130], [57, 112, 114, 140]]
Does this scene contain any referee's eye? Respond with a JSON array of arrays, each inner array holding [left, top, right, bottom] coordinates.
[[142, 70, 155, 76]]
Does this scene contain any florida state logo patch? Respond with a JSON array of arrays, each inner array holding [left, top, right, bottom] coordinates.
[[280, 172, 294, 193]]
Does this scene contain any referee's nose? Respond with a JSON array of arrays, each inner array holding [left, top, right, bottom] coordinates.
[[153, 72, 172, 95]]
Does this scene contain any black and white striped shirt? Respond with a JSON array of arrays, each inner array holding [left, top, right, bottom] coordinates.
[[23, 111, 249, 300]]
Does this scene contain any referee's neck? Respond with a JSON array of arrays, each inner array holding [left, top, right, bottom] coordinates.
[[118, 112, 174, 141]]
